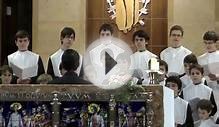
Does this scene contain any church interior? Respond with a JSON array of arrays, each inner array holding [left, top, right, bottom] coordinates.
[[0, 0, 219, 127]]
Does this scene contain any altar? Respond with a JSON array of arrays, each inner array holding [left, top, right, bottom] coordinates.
[[0, 84, 174, 127]]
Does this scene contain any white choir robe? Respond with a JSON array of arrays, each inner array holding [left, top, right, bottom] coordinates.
[[174, 96, 193, 126], [7, 50, 45, 83], [180, 74, 193, 88], [130, 50, 157, 84], [180, 74, 206, 89], [182, 83, 217, 122], [198, 50, 219, 122], [160, 46, 192, 75], [198, 50, 219, 87], [195, 117, 218, 127], [163, 86, 175, 127], [47, 49, 83, 78]]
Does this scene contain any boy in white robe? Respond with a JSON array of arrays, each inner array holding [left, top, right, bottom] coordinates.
[[165, 76, 194, 127], [195, 99, 218, 127], [130, 30, 157, 84], [158, 60, 168, 86], [198, 31, 219, 86], [47, 27, 83, 78], [87, 24, 125, 84], [89, 23, 124, 67], [181, 64, 217, 123], [180, 54, 199, 88], [6, 30, 45, 83], [198, 30, 219, 122], [160, 25, 192, 75]]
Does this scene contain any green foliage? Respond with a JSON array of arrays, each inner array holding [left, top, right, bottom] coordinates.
[[113, 80, 145, 103]]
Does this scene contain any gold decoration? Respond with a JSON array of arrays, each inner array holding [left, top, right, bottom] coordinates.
[[10, 102, 22, 110], [88, 103, 100, 114], [106, 0, 151, 33]]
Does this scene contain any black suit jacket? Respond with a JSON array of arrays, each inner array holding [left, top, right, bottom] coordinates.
[[48, 71, 89, 84], [47, 57, 84, 79]]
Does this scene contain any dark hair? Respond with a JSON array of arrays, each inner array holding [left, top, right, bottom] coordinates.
[[169, 25, 184, 36], [165, 76, 182, 91], [61, 49, 79, 71], [0, 65, 13, 76], [197, 99, 213, 113], [203, 31, 218, 42], [60, 27, 75, 40], [15, 30, 30, 41], [159, 59, 168, 72], [184, 54, 198, 64], [132, 30, 150, 42], [189, 64, 204, 75], [99, 23, 113, 34]]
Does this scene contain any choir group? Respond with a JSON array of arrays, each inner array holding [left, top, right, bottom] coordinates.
[[0, 23, 219, 127]]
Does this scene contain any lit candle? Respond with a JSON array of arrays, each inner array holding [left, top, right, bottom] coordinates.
[[150, 58, 159, 71]]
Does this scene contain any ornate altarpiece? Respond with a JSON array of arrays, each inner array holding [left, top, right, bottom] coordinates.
[[0, 84, 164, 127]]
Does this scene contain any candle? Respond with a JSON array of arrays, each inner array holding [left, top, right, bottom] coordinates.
[[150, 58, 159, 71]]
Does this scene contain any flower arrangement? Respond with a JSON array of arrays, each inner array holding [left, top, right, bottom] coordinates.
[[112, 77, 145, 103]]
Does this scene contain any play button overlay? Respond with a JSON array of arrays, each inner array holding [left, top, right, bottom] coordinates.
[[105, 51, 117, 74], [83, 37, 133, 89]]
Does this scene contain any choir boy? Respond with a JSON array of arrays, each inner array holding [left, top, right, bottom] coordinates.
[[181, 64, 217, 122], [160, 25, 192, 75], [165, 76, 194, 127], [47, 27, 83, 78], [6, 30, 45, 83]]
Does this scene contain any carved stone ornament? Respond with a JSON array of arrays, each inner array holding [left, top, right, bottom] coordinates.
[[106, 0, 151, 33]]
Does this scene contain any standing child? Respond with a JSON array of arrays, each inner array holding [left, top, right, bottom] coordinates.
[[6, 30, 45, 84], [47, 27, 83, 78], [160, 25, 192, 75], [198, 31, 219, 121], [180, 54, 199, 88], [196, 99, 218, 127], [181, 64, 217, 122], [130, 30, 157, 84], [158, 60, 168, 86], [198, 31, 219, 86], [165, 76, 194, 127], [130, 30, 157, 72]]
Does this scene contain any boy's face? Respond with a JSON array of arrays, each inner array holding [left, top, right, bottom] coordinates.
[[15, 37, 29, 51], [159, 65, 167, 81], [204, 40, 217, 53], [61, 34, 74, 49], [184, 63, 192, 75], [160, 65, 167, 74], [165, 82, 180, 97], [100, 30, 112, 38], [169, 30, 183, 48], [198, 108, 211, 120], [1, 70, 12, 84], [14, 105, 19, 111], [134, 36, 147, 50], [190, 68, 203, 84]]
